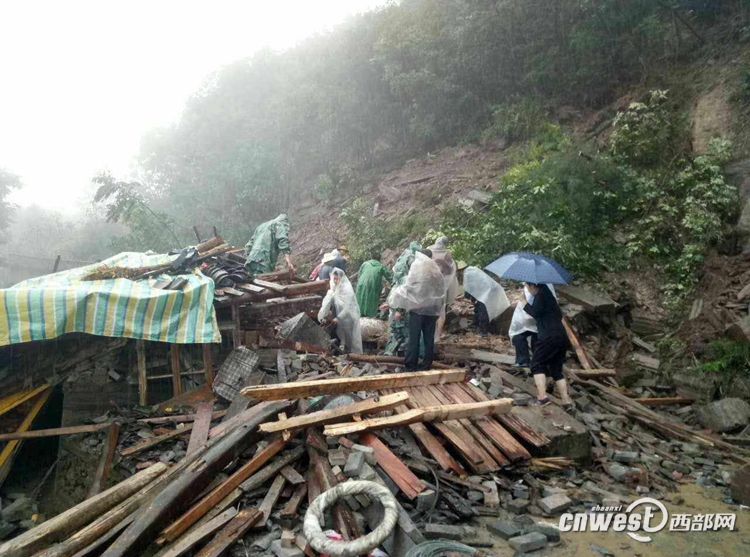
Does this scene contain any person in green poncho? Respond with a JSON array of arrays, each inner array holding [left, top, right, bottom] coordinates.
[[355, 258, 393, 317], [243, 214, 295, 276], [382, 241, 422, 355]]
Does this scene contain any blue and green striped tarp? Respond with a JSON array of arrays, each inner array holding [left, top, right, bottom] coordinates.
[[0, 252, 221, 347]]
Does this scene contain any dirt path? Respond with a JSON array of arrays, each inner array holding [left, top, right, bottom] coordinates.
[[474, 483, 748, 556]]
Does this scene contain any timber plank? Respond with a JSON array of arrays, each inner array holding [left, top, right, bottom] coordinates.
[[446, 383, 531, 462], [563, 316, 594, 370], [159, 437, 285, 544], [86, 423, 120, 499], [257, 475, 286, 526], [194, 508, 263, 557], [279, 466, 305, 485], [0, 422, 108, 442], [186, 402, 214, 456], [280, 483, 307, 518], [240, 370, 465, 400], [120, 424, 194, 457], [358, 433, 426, 500], [259, 392, 409, 434], [156, 508, 238, 557]]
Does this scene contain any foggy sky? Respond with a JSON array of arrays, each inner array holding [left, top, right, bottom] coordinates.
[[0, 0, 383, 213]]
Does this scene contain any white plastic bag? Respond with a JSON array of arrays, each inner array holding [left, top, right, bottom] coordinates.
[[319, 269, 363, 353], [463, 266, 510, 322], [387, 252, 445, 316]]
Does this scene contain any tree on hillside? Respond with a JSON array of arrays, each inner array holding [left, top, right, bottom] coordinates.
[[0, 167, 21, 242]]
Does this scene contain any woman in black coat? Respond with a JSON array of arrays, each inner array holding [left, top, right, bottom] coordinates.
[[523, 283, 573, 409]]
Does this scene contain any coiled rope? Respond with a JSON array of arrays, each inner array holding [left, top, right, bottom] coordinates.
[[303, 481, 399, 557]]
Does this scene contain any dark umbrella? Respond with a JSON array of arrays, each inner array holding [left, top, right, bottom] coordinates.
[[484, 252, 572, 284]]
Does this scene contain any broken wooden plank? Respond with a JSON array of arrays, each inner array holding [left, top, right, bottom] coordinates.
[[346, 353, 452, 369], [630, 353, 660, 370], [634, 396, 694, 407], [203, 344, 214, 388], [279, 466, 305, 485], [186, 402, 214, 457], [120, 424, 194, 457], [325, 400, 512, 437], [259, 392, 410, 434], [104, 402, 289, 557], [570, 368, 617, 378], [241, 370, 465, 400], [468, 350, 515, 366], [137, 410, 227, 425], [86, 423, 120, 499], [158, 437, 286, 544], [0, 463, 167, 557], [253, 279, 287, 294], [280, 484, 307, 519], [631, 336, 657, 353], [556, 284, 617, 312], [257, 475, 286, 527], [0, 422, 109, 442], [194, 508, 263, 557], [156, 508, 238, 557], [137, 340, 148, 406], [562, 316, 594, 370], [258, 336, 328, 354], [358, 433, 426, 500]]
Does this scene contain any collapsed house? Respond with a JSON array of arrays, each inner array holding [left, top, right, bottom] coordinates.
[[0, 237, 747, 557]]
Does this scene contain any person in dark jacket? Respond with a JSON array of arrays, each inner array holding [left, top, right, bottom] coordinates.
[[523, 283, 573, 409]]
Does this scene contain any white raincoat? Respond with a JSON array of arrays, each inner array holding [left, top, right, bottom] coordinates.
[[387, 252, 445, 317], [508, 284, 557, 338], [463, 266, 511, 322], [318, 268, 363, 354]]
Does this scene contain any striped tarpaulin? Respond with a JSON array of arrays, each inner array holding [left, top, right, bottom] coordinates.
[[0, 252, 220, 347]]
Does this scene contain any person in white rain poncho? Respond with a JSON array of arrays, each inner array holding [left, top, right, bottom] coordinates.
[[428, 237, 459, 342], [508, 284, 556, 367], [463, 267, 510, 336], [318, 268, 363, 354], [387, 251, 445, 370]]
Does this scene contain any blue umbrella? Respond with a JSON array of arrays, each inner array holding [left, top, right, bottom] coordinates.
[[485, 252, 572, 284]]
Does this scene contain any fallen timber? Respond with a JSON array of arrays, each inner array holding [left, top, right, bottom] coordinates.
[[323, 399, 513, 436], [0, 463, 168, 557], [240, 369, 465, 400], [102, 401, 290, 557]]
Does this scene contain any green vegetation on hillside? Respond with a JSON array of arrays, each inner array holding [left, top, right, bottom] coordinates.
[[443, 91, 737, 302]]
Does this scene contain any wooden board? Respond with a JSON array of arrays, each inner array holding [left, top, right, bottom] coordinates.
[[159, 437, 286, 544], [120, 424, 194, 457], [241, 369, 465, 400], [259, 392, 409, 434], [86, 423, 120, 499], [358, 433, 426, 500], [562, 316, 594, 370], [257, 475, 286, 527], [279, 466, 305, 485], [156, 508, 238, 557], [194, 508, 262, 557], [0, 422, 109, 442], [280, 484, 307, 518], [324, 399, 511, 437], [186, 402, 215, 456]]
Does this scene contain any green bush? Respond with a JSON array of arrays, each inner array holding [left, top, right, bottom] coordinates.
[[701, 339, 750, 380], [482, 98, 548, 144]]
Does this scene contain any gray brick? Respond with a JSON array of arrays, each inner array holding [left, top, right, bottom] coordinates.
[[508, 532, 548, 553]]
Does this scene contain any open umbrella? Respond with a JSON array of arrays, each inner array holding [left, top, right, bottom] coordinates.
[[484, 252, 572, 284]]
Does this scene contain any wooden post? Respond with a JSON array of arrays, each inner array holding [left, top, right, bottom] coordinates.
[[202, 344, 213, 388], [170, 345, 182, 397], [86, 423, 120, 499], [193, 226, 201, 242], [231, 306, 242, 348], [136, 341, 148, 406], [52, 255, 61, 272]]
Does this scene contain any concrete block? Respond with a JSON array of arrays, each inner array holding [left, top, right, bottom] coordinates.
[[487, 520, 522, 539], [344, 451, 365, 477], [612, 450, 639, 464], [416, 489, 437, 513], [358, 463, 377, 481], [525, 523, 561, 542], [351, 444, 377, 465], [506, 499, 530, 514], [508, 531, 548, 552], [328, 449, 348, 467], [510, 406, 590, 460], [281, 530, 295, 549], [271, 539, 304, 557], [696, 398, 750, 433], [424, 523, 463, 540], [538, 494, 572, 515]]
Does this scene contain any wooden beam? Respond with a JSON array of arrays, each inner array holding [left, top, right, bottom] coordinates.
[[325, 400, 513, 437], [158, 437, 286, 544], [258, 392, 410, 434], [0, 422, 109, 442], [86, 423, 120, 499], [186, 402, 214, 457], [468, 350, 515, 366], [345, 353, 451, 369], [556, 284, 617, 312], [279, 466, 305, 485], [137, 410, 227, 425], [155, 508, 238, 557], [241, 369, 465, 400], [358, 433, 426, 500], [258, 336, 328, 354], [194, 508, 263, 557], [0, 463, 167, 557], [136, 340, 148, 406], [0, 384, 52, 417], [203, 344, 214, 388], [170, 345, 182, 397], [562, 316, 594, 370], [569, 368, 616, 378], [120, 424, 194, 457], [280, 483, 307, 519], [634, 396, 694, 407], [252, 279, 287, 294], [257, 475, 286, 527]]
